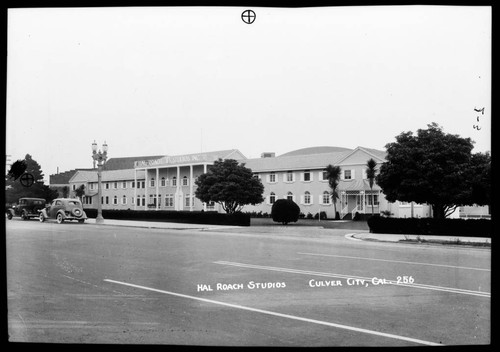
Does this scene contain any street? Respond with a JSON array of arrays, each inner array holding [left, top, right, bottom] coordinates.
[[6, 219, 490, 346]]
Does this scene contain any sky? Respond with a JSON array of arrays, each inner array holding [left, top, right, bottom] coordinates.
[[6, 6, 491, 182]]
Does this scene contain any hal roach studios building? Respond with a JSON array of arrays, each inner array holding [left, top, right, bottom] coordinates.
[[63, 146, 437, 219]]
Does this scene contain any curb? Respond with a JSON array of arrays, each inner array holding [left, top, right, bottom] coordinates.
[[346, 233, 491, 248]]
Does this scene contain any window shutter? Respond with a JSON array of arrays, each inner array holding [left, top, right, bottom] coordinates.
[[310, 195, 314, 205], [300, 195, 304, 205], [340, 170, 345, 180], [352, 169, 356, 180], [266, 195, 270, 205], [362, 170, 367, 179], [300, 173, 304, 182], [310, 172, 313, 181], [319, 195, 323, 205]]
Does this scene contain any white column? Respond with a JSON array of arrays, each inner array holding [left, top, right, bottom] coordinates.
[[156, 167, 159, 211], [176, 166, 180, 211], [144, 169, 148, 211], [203, 163, 207, 211], [134, 168, 137, 210], [189, 165, 193, 212]]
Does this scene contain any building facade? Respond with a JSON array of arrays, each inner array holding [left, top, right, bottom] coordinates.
[[64, 145, 443, 218]]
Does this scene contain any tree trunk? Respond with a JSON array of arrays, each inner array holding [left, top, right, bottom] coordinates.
[[432, 204, 446, 219]]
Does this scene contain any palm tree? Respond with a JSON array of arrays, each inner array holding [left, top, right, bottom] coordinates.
[[325, 164, 341, 219], [366, 158, 377, 215]]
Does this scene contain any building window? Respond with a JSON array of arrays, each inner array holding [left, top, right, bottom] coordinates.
[[149, 194, 155, 206], [269, 172, 276, 183], [344, 170, 352, 180], [122, 195, 127, 205], [142, 195, 146, 206], [105, 183, 109, 189], [141, 181, 145, 189], [286, 171, 294, 182], [270, 192, 276, 204], [303, 170, 311, 182], [161, 177, 166, 187], [165, 194, 174, 207], [185, 194, 191, 207], [304, 192, 311, 204], [132, 197, 135, 205], [137, 196, 141, 205], [323, 191, 330, 204], [113, 182, 118, 189], [322, 171, 328, 181], [207, 201, 215, 211], [157, 195, 161, 207], [113, 196, 118, 205], [106, 196, 109, 205], [287, 192, 293, 201], [89, 183, 95, 190], [366, 194, 379, 206], [172, 177, 177, 187], [122, 182, 127, 189], [182, 176, 189, 186], [150, 178, 155, 187]]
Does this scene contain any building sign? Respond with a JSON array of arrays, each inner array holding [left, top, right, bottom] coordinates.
[[134, 154, 217, 168]]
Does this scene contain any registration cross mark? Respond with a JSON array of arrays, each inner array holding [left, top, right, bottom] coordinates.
[[241, 10, 256, 24]]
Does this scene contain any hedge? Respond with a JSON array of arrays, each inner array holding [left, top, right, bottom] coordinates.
[[83, 209, 250, 226], [367, 216, 492, 237]]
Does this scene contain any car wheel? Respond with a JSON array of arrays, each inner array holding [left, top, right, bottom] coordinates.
[[56, 213, 64, 224], [78, 219, 85, 223], [39, 213, 45, 222], [21, 210, 28, 220], [7, 213, 13, 220]]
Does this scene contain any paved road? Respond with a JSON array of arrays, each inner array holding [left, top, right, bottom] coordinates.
[[6, 219, 490, 346]]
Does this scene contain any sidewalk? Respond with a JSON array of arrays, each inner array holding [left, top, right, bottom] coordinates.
[[350, 233, 491, 246], [85, 218, 242, 231]]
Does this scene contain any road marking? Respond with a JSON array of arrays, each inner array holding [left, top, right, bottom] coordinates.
[[104, 279, 442, 346], [297, 252, 491, 272], [214, 261, 490, 298]]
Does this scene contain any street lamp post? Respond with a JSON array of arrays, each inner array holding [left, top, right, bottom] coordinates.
[[92, 140, 108, 224]]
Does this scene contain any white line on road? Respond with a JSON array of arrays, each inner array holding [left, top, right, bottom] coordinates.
[[214, 261, 490, 298], [297, 252, 490, 272], [104, 279, 442, 346]]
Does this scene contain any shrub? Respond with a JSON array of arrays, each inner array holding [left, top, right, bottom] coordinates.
[[306, 212, 313, 219], [83, 209, 250, 226], [367, 216, 491, 237], [313, 211, 327, 220], [271, 199, 300, 225]]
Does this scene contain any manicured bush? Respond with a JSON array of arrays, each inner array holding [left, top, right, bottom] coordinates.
[[271, 199, 300, 225], [83, 209, 250, 226], [367, 216, 491, 237], [313, 211, 327, 220]]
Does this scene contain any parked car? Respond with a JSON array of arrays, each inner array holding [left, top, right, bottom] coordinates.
[[39, 198, 87, 224], [6, 197, 46, 220]]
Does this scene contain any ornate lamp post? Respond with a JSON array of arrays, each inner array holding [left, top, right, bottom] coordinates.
[[92, 140, 108, 223]]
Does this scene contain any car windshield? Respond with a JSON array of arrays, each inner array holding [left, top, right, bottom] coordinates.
[[67, 201, 80, 206]]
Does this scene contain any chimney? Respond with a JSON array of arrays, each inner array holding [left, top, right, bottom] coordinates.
[[260, 152, 275, 158]]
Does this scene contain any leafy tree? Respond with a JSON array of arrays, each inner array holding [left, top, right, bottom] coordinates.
[[195, 159, 265, 214], [365, 158, 377, 215], [325, 164, 341, 219], [376, 123, 491, 219], [74, 184, 85, 200], [5, 154, 50, 204], [271, 199, 300, 225]]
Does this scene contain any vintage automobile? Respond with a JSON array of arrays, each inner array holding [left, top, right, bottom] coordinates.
[[39, 198, 87, 224], [6, 197, 47, 220]]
